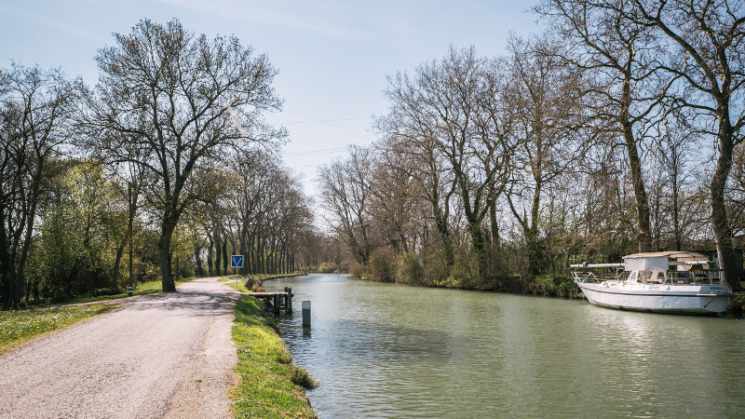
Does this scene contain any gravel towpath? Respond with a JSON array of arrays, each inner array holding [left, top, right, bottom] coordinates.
[[0, 277, 239, 419]]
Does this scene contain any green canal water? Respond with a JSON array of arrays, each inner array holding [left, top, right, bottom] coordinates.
[[273, 274, 745, 418]]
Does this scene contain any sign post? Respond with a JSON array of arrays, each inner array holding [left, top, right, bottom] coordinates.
[[231, 255, 244, 275]]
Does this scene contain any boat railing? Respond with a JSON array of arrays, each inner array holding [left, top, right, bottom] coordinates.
[[661, 270, 721, 285], [570, 270, 621, 283], [570, 262, 624, 283]]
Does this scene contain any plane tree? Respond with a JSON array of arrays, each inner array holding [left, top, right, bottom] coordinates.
[[80, 18, 284, 291]]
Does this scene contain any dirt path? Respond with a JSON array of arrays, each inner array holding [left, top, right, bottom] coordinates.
[[0, 278, 239, 419]]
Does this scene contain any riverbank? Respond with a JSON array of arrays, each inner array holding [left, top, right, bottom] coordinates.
[[230, 294, 317, 418]]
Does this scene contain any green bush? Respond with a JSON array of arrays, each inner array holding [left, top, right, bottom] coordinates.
[[349, 262, 369, 280], [396, 252, 424, 285], [369, 247, 396, 282], [316, 262, 338, 273], [419, 246, 450, 286], [444, 251, 479, 289]]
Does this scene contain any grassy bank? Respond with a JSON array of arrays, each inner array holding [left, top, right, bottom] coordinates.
[[231, 295, 316, 418], [1, 278, 198, 312], [0, 303, 119, 353]]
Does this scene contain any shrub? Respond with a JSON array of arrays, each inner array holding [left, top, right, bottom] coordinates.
[[90, 287, 121, 297], [316, 262, 338, 273], [349, 262, 369, 280], [396, 252, 424, 285], [289, 365, 318, 390], [369, 247, 396, 282], [444, 251, 479, 289], [420, 246, 450, 286]]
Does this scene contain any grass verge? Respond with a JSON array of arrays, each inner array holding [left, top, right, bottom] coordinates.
[[0, 303, 119, 354], [231, 295, 317, 418], [227, 282, 249, 293], [1, 278, 198, 312]]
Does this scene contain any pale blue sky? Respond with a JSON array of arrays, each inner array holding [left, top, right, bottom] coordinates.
[[1, 0, 540, 197]]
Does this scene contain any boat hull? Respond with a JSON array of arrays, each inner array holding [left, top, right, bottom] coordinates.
[[575, 280, 731, 314]]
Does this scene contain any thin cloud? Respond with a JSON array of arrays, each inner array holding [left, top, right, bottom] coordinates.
[[151, 0, 408, 43], [0, 2, 101, 43]]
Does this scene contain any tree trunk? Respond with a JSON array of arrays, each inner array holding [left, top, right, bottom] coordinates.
[[0, 205, 11, 306], [127, 182, 138, 287], [213, 229, 222, 275], [671, 166, 682, 251], [159, 215, 178, 292], [221, 240, 228, 275], [527, 172, 544, 276], [710, 127, 741, 291], [432, 202, 454, 271], [113, 240, 125, 289], [621, 77, 653, 253], [207, 237, 214, 276], [239, 239, 247, 276], [194, 244, 204, 276]]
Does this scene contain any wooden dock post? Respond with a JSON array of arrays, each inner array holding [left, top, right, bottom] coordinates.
[[273, 294, 281, 315], [247, 290, 293, 315], [284, 287, 293, 313], [302, 301, 311, 328]]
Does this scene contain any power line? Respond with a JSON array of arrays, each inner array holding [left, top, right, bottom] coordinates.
[[288, 163, 324, 169], [284, 146, 350, 157], [282, 117, 371, 125]]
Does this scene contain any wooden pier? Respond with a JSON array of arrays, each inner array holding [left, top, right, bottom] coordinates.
[[247, 287, 293, 315]]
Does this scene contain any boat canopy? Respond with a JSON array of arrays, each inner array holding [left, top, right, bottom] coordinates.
[[622, 251, 709, 272], [624, 256, 667, 271]]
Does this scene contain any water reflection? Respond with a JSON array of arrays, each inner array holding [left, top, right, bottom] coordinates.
[[274, 274, 745, 418]]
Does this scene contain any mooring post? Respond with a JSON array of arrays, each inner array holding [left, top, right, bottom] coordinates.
[[285, 287, 293, 313], [273, 294, 281, 315], [302, 300, 311, 328]]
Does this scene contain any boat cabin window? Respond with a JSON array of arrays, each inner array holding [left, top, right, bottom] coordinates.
[[627, 271, 638, 283], [634, 270, 666, 283]]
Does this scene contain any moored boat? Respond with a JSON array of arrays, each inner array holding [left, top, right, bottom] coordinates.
[[571, 251, 732, 314]]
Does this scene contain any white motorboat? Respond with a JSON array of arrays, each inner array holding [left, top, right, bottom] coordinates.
[[571, 251, 732, 314]]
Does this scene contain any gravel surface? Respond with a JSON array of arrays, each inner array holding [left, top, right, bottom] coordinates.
[[0, 277, 239, 419]]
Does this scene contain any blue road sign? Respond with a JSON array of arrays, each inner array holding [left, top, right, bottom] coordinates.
[[231, 255, 244, 268]]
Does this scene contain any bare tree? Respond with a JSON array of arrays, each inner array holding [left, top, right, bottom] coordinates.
[[628, 0, 745, 289], [377, 47, 516, 282], [538, 0, 678, 252], [81, 19, 284, 291], [318, 146, 376, 267], [369, 143, 419, 254], [375, 128, 457, 273], [649, 114, 708, 250], [504, 35, 586, 275]]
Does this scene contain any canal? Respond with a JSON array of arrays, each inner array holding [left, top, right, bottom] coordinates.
[[273, 274, 745, 418]]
